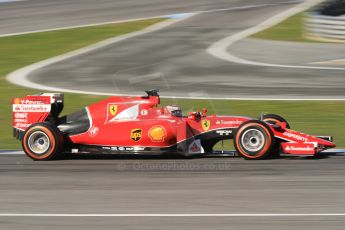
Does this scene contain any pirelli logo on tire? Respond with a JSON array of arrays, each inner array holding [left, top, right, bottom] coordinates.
[[130, 128, 142, 141]]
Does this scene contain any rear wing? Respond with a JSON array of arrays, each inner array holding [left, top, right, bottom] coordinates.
[[12, 93, 64, 139]]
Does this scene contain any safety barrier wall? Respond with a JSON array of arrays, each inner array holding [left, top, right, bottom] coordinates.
[[305, 0, 345, 42]]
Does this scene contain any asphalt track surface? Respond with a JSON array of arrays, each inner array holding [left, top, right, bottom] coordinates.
[[1, 153, 345, 229]]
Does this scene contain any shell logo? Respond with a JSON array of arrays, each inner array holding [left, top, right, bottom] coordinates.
[[148, 125, 166, 142]]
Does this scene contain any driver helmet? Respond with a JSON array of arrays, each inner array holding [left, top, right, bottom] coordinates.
[[165, 105, 182, 117]]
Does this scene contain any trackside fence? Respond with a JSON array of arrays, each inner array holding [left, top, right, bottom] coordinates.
[[305, 0, 345, 42], [306, 13, 345, 41]]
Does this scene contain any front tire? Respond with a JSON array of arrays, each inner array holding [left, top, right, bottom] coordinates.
[[234, 120, 275, 160], [260, 114, 290, 155], [22, 122, 63, 161], [261, 114, 290, 129]]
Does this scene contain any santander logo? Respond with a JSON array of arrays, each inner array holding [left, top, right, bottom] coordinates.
[[215, 120, 242, 125], [12, 104, 50, 112], [285, 146, 314, 151]]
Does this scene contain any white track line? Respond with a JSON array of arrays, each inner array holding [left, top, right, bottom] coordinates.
[[0, 15, 172, 38], [0, 213, 345, 217], [207, 0, 345, 71], [6, 15, 196, 93], [0, 151, 24, 155], [0, 0, 24, 3]]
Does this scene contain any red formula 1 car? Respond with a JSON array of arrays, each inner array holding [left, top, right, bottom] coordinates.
[[12, 90, 335, 160]]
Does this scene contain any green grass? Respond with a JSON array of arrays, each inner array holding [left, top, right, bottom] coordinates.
[[0, 18, 164, 149], [0, 17, 344, 150], [252, 12, 313, 42]]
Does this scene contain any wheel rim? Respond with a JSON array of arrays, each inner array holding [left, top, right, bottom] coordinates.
[[27, 131, 50, 155], [240, 128, 265, 152]]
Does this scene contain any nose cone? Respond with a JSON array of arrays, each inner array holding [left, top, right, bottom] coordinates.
[[317, 137, 336, 148]]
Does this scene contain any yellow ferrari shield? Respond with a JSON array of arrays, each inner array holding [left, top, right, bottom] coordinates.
[[201, 119, 211, 131], [109, 105, 117, 116]]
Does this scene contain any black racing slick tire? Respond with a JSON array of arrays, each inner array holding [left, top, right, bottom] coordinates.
[[260, 114, 290, 156], [234, 120, 275, 160], [22, 122, 64, 161], [260, 114, 290, 129]]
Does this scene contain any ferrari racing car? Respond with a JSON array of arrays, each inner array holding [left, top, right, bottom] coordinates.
[[12, 90, 336, 160]]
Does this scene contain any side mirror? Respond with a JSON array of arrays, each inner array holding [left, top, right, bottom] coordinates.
[[188, 111, 201, 121], [202, 108, 207, 117]]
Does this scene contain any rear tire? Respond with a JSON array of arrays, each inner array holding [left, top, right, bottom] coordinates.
[[22, 122, 63, 161], [234, 120, 275, 160]]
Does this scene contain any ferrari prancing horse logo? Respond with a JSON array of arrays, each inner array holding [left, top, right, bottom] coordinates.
[[105, 103, 118, 123], [201, 119, 210, 131], [109, 104, 117, 116]]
